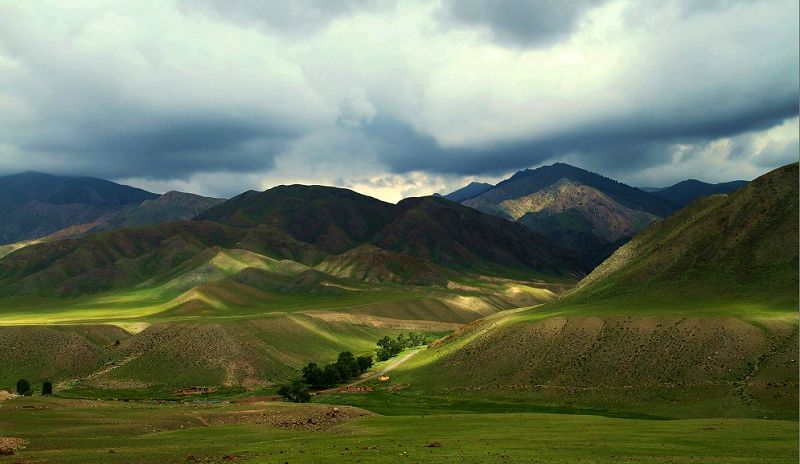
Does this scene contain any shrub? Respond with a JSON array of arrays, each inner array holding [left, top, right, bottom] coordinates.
[[15, 379, 30, 396], [42, 381, 53, 396]]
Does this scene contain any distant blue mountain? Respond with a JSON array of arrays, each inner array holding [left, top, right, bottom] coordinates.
[[0, 172, 157, 244], [653, 179, 748, 208]]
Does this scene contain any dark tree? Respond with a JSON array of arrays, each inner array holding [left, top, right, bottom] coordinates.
[[408, 331, 426, 346], [42, 381, 53, 396], [356, 355, 373, 373], [16, 379, 30, 396], [336, 351, 360, 379], [321, 363, 342, 387], [396, 333, 408, 349], [302, 362, 324, 388], [377, 336, 392, 349], [376, 335, 396, 361], [277, 379, 311, 403]]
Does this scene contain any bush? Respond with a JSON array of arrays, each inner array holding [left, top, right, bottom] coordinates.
[[276, 380, 310, 403], [15, 379, 30, 396], [42, 381, 53, 396]]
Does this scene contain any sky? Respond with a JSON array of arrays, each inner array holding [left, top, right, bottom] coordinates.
[[0, 0, 797, 202]]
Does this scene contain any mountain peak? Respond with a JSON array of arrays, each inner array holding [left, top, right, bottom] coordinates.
[[471, 162, 676, 218], [442, 181, 494, 202]]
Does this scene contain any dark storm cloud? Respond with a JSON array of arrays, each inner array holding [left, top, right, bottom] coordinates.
[[19, 114, 295, 179], [179, 0, 397, 36], [0, 2, 327, 182], [440, 0, 762, 48], [0, 0, 796, 198], [366, 86, 799, 176], [439, 0, 609, 47]]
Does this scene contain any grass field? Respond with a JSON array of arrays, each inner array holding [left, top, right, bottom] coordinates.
[[0, 396, 796, 463]]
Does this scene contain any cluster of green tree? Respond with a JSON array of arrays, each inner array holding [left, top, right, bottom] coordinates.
[[15, 379, 52, 396], [301, 351, 373, 389], [376, 331, 428, 361], [277, 351, 374, 403]]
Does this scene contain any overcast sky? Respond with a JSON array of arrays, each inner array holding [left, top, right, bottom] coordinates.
[[0, 0, 797, 201]]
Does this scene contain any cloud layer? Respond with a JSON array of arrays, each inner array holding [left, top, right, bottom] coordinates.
[[0, 0, 797, 201]]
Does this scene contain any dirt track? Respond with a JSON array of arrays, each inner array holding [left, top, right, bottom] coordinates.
[[350, 349, 422, 386]]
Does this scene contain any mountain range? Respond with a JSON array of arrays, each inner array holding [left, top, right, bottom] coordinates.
[[0, 185, 580, 299], [0, 162, 794, 422], [443, 163, 749, 267], [0, 172, 223, 255], [1, 166, 749, 272]]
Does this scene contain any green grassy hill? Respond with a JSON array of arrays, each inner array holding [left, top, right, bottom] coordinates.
[[0, 280, 554, 390], [566, 162, 798, 311], [363, 163, 799, 420]]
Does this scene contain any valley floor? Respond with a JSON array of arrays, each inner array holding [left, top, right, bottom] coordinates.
[[0, 396, 797, 463]]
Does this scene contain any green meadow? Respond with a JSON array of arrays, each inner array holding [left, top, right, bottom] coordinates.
[[1, 396, 796, 464]]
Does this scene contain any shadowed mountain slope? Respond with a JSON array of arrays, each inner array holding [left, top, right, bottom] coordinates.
[[0, 185, 583, 297], [91, 191, 224, 232], [443, 182, 494, 202], [512, 179, 659, 267], [0, 221, 240, 296], [198, 185, 396, 254], [458, 163, 673, 267], [374, 196, 580, 276]]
